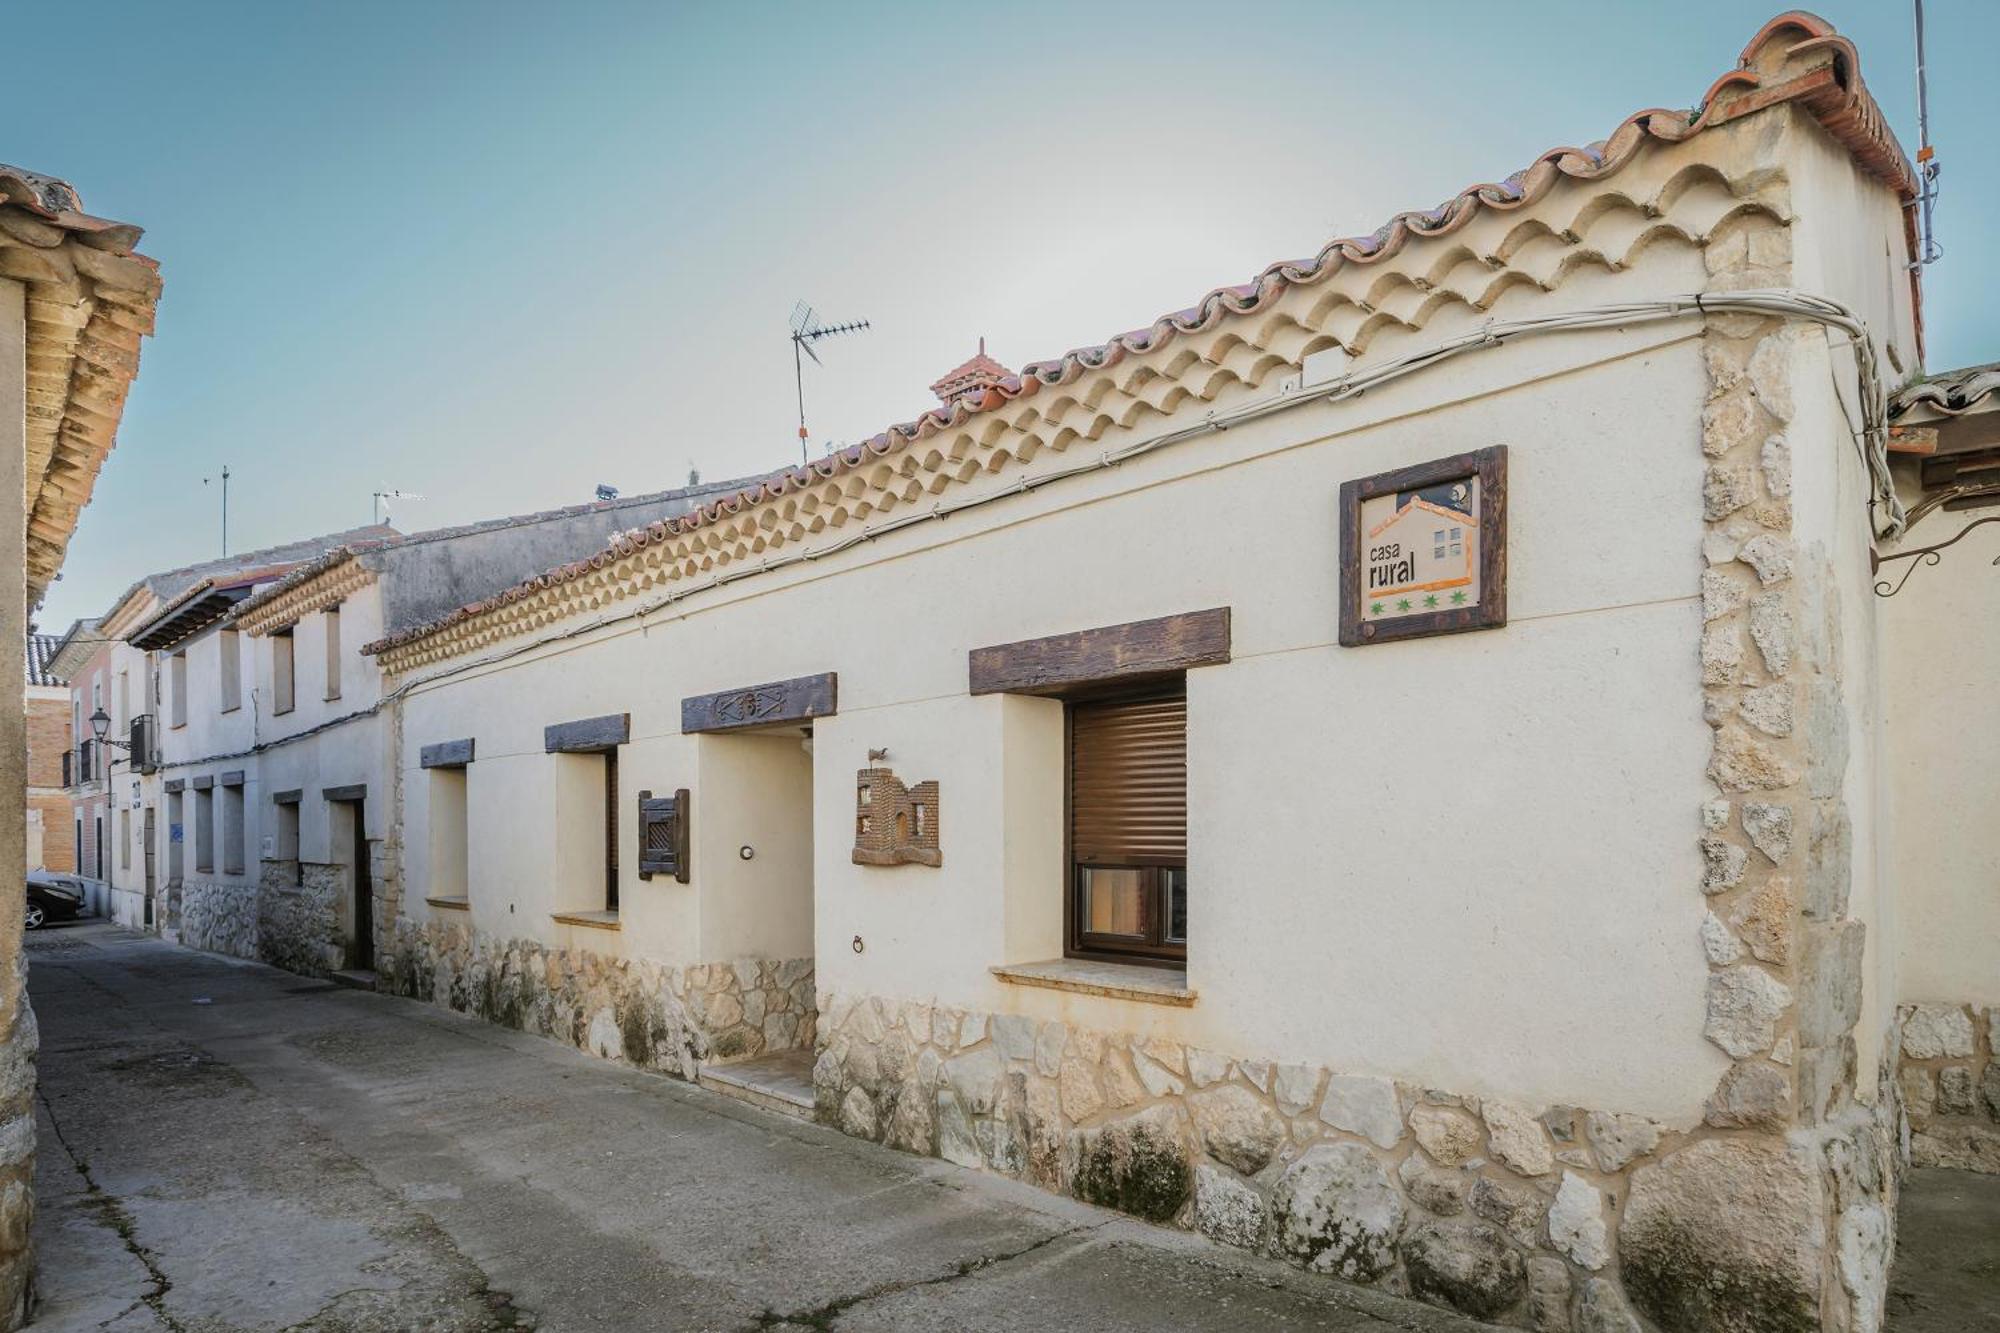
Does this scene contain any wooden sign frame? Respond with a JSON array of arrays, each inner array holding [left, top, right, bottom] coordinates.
[[1338, 445, 1508, 647]]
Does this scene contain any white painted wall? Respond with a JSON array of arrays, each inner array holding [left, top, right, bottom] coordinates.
[[397, 234, 1738, 1121], [1881, 494, 2000, 1008]]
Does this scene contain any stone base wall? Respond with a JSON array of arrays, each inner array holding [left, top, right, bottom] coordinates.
[[0, 958, 36, 1326], [816, 991, 1893, 1332], [176, 874, 258, 960], [1899, 1003, 2000, 1174], [256, 861, 344, 978], [381, 918, 813, 1078]]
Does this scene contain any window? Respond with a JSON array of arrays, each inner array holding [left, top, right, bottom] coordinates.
[[272, 799, 301, 886], [219, 629, 241, 712], [117, 671, 129, 733], [170, 651, 188, 729], [1067, 683, 1187, 964], [165, 791, 183, 885], [273, 628, 295, 714], [428, 768, 469, 902], [323, 606, 341, 701], [222, 785, 245, 875], [120, 808, 131, 871], [603, 750, 619, 911], [194, 787, 214, 873]]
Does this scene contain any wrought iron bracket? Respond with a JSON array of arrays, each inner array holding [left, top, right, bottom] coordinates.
[[1871, 514, 2000, 598]]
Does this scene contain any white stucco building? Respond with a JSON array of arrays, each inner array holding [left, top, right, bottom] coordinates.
[[95, 13, 1999, 1333]]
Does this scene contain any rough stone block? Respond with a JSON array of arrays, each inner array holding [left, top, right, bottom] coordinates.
[[1729, 877, 1794, 966], [1397, 1155, 1467, 1216], [1705, 966, 1790, 1059], [1937, 1066, 1976, 1117], [1619, 1138, 1824, 1333], [1585, 1110, 1661, 1172], [1401, 1220, 1525, 1319], [1317, 1075, 1403, 1149], [1268, 1141, 1403, 1281], [1700, 837, 1749, 894], [1410, 1104, 1481, 1166], [1796, 921, 1865, 1049], [1737, 533, 1794, 586], [1741, 802, 1793, 864], [1804, 804, 1851, 921], [1703, 465, 1758, 521], [1550, 1171, 1610, 1269], [1709, 729, 1800, 792], [1193, 1161, 1264, 1250], [1527, 1255, 1573, 1332], [1481, 1100, 1553, 1176], [1739, 682, 1794, 737], [1901, 1004, 1975, 1059], [1188, 1083, 1286, 1175], [1748, 592, 1793, 677], [1704, 1061, 1791, 1132]]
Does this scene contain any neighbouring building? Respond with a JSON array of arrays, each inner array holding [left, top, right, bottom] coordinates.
[[102, 481, 746, 975], [117, 13, 1998, 1333], [24, 633, 69, 874], [2, 164, 159, 1325], [55, 528, 399, 931]]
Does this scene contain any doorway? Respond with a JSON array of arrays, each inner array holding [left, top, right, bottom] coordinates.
[[330, 797, 373, 971], [143, 807, 156, 928]]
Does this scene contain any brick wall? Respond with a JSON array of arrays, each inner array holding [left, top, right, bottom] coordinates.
[[24, 695, 67, 790]]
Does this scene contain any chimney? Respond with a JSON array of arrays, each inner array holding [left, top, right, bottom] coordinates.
[[928, 337, 1014, 408]]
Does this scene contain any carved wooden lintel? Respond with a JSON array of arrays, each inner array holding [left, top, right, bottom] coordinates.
[[270, 788, 302, 805], [852, 768, 941, 867], [682, 672, 837, 734], [191, 774, 214, 790], [322, 783, 367, 803], [219, 770, 246, 787], [544, 713, 630, 753], [968, 608, 1231, 697]]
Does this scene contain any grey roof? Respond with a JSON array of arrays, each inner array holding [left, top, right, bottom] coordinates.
[[26, 634, 62, 687], [1891, 362, 2000, 420], [102, 524, 400, 625]]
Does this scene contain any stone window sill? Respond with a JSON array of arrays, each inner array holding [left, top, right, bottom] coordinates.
[[426, 895, 470, 911], [991, 958, 1195, 1007], [551, 909, 621, 931]]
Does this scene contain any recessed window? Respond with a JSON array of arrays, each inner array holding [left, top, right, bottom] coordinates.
[[272, 799, 301, 886], [273, 628, 295, 715], [428, 767, 469, 903], [603, 749, 620, 912], [170, 651, 188, 729], [194, 787, 215, 873], [222, 785, 245, 875], [219, 629, 241, 712], [1067, 683, 1188, 964], [323, 605, 342, 701]]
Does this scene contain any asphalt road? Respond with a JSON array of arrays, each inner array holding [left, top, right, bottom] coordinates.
[[25, 923, 1498, 1333]]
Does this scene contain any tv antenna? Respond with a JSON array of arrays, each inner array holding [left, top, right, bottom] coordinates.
[[202, 465, 230, 556], [1912, 0, 1943, 267], [791, 301, 870, 464], [373, 489, 423, 524]]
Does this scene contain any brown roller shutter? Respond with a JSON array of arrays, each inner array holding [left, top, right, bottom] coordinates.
[[1070, 688, 1186, 865]]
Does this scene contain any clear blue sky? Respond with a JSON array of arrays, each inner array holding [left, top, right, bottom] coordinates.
[[16, 1, 1998, 628]]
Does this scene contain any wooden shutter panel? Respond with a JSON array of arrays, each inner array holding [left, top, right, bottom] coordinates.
[[1070, 688, 1187, 864], [637, 788, 691, 883]]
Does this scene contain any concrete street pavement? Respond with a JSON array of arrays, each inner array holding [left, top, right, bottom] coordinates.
[[26, 923, 1498, 1332]]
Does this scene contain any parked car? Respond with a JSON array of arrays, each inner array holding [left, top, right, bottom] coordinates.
[[25, 871, 86, 930]]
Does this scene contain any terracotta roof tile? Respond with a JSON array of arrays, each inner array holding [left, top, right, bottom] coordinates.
[[1891, 362, 2000, 419], [366, 10, 1918, 664]]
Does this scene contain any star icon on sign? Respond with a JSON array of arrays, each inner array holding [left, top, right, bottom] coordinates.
[[1397, 598, 1413, 612], [1370, 602, 1384, 615], [1423, 594, 1439, 608], [1450, 589, 1468, 605]]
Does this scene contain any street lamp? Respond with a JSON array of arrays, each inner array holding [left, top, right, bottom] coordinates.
[[88, 707, 129, 751]]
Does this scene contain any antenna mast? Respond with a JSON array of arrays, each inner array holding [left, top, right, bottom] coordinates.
[[1913, 0, 1942, 267], [203, 465, 231, 556], [790, 301, 871, 464]]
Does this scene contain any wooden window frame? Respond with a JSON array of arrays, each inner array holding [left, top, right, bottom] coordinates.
[[272, 628, 296, 715], [1063, 681, 1188, 968]]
